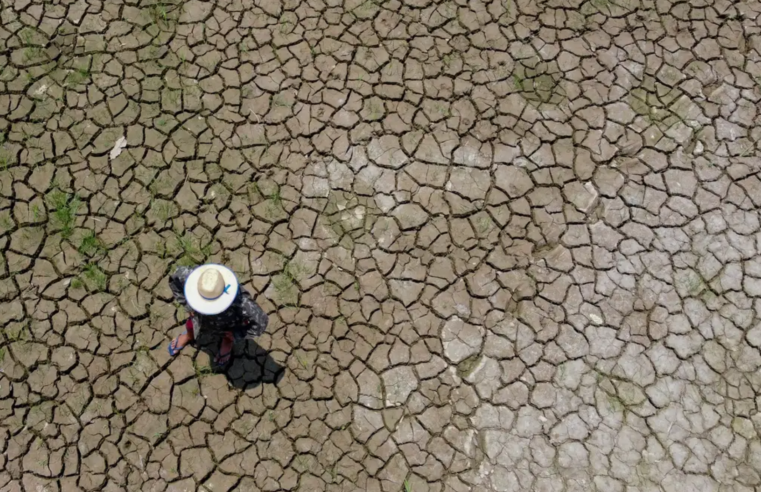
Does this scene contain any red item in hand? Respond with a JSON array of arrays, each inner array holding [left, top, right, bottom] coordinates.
[[186, 318, 195, 337]]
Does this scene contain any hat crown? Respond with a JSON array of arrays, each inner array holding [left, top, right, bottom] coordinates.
[[198, 268, 225, 299]]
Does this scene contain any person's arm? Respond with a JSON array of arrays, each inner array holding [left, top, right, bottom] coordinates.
[[240, 293, 268, 337], [169, 266, 193, 308]]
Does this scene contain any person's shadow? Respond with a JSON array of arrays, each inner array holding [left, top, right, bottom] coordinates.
[[194, 331, 284, 390]]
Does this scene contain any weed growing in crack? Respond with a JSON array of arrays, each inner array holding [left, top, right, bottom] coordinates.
[[268, 185, 283, 208], [165, 89, 182, 107], [78, 230, 104, 257], [174, 233, 212, 267], [193, 364, 214, 380], [294, 351, 309, 370], [0, 142, 12, 171], [65, 67, 90, 86], [272, 94, 292, 108], [70, 278, 83, 290], [47, 189, 80, 238], [272, 260, 303, 304], [475, 215, 493, 235], [22, 45, 46, 63], [30, 203, 42, 222], [0, 212, 14, 231], [82, 263, 107, 291], [366, 100, 383, 119], [404, 479, 413, 492], [738, 143, 755, 157], [148, 3, 178, 31], [262, 184, 285, 218], [154, 200, 175, 224]]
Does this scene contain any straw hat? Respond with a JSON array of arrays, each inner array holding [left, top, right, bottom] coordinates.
[[184, 264, 239, 315]]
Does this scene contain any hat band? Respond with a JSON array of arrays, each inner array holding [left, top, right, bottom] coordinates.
[[199, 284, 231, 300]]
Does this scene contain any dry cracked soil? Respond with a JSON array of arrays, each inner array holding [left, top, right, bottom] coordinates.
[[1, 0, 761, 490]]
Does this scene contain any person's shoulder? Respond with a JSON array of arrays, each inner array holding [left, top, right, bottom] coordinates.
[[171, 265, 195, 281]]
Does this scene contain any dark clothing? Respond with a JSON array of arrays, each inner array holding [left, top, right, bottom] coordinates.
[[169, 266, 268, 342]]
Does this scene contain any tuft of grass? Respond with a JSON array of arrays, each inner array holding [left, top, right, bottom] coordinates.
[[194, 361, 214, 380], [30, 204, 42, 222], [174, 233, 211, 267], [148, 3, 177, 30], [65, 67, 91, 86], [70, 278, 83, 289], [294, 351, 309, 370], [268, 185, 282, 207], [154, 200, 175, 223], [404, 479, 412, 492], [272, 260, 303, 304], [78, 230, 104, 257], [262, 184, 284, 217], [0, 212, 14, 231], [82, 263, 107, 291], [47, 190, 80, 238], [271, 94, 291, 108]]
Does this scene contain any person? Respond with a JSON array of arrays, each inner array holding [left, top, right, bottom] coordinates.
[[167, 264, 268, 369]]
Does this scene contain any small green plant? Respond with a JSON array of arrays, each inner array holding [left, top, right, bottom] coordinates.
[[404, 479, 412, 492], [294, 351, 309, 370], [268, 186, 282, 207], [154, 201, 175, 223], [0, 150, 9, 171], [271, 94, 291, 108], [165, 89, 182, 106], [65, 67, 90, 86], [0, 212, 13, 231], [47, 190, 80, 238], [739, 144, 755, 157], [70, 278, 83, 289], [22, 46, 45, 63], [174, 233, 211, 266], [366, 100, 383, 119], [475, 216, 492, 234], [591, 0, 611, 10], [78, 230, 104, 257], [263, 184, 284, 217], [512, 74, 525, 91], [295, 455, 310, 472], [82, 263, 107, 291], [30, 203, 42, 222], [272, 260, 303, 304], [148, 3, 175, 30]]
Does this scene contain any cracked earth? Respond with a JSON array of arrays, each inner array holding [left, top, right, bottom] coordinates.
[[2, 0, 761, 490]]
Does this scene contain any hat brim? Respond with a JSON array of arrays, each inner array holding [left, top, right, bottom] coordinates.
[[184, 264, 239, 315]]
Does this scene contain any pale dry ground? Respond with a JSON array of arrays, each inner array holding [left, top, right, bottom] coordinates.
[[1, 0, 761, 491]]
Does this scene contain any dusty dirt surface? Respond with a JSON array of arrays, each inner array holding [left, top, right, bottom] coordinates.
[[2, 0, 761, 490]]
